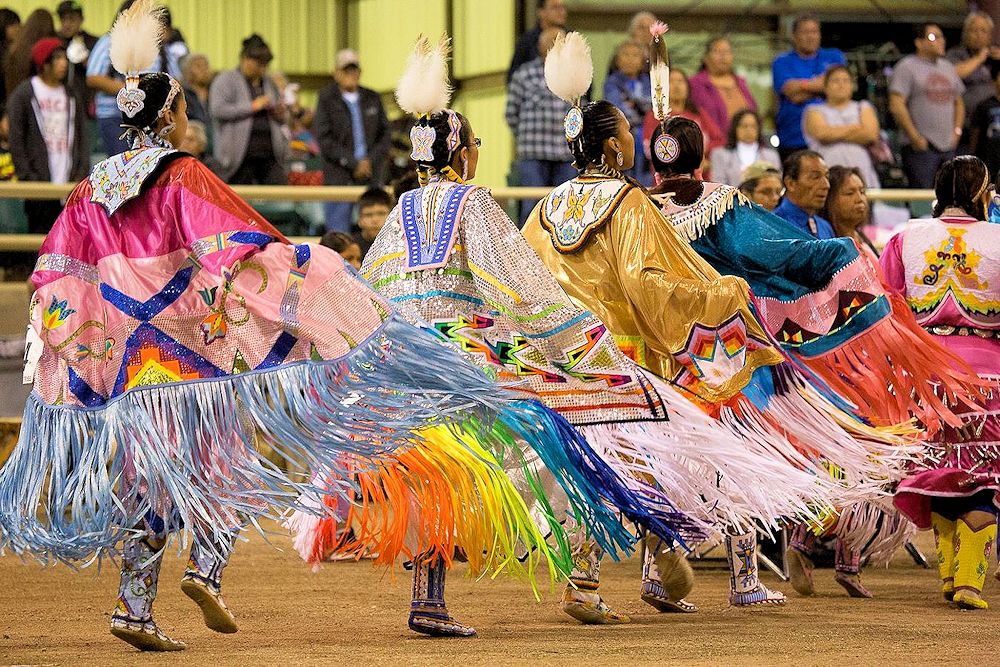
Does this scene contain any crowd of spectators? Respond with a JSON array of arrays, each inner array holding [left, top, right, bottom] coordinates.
[[0, 1, 993, 257]]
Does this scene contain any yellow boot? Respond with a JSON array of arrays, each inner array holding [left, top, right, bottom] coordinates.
[[952, 519, 997, 610], [930, 513, 956, 601]]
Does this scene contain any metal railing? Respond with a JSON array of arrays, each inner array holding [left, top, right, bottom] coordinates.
[[0, 181, 936, 252]]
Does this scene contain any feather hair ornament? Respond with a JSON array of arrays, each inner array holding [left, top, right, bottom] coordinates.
[[649, 21, 679, 164], [109, 0, 166, 118], [544, 31, 593, 142], [395, 35, 453, 118], [649, 21, 671, 123]]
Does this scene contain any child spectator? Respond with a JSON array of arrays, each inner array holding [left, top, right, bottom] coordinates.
[[355, 187, 393, 257], [319, 231, 362, 269], [604, 40, 652, 185]]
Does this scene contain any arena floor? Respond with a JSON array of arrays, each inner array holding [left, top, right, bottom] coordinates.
[[0, 529, 993, 666]]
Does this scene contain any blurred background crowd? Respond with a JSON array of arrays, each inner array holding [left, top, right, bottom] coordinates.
[[0, 0, 994, 265]]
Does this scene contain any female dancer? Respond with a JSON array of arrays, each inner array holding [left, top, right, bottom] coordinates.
[[0, 4, 622, 650], [882, 156, 1000, 610]]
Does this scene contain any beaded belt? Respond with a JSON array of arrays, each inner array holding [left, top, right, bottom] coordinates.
[[924, 325, 1000, 340]]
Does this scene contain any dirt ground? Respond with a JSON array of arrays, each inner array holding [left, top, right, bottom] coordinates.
[[0, 528, 995, 667]]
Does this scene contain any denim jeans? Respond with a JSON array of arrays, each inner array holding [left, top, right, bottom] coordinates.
[[516, 159, 577, 226], [901, 145, 955, 190], [324, 202, 355, 234]]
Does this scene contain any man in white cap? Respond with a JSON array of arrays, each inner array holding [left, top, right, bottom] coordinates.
[[314, 48, 391, 233]]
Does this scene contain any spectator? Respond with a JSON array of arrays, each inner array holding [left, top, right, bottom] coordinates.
[[710, 109, 780, 186], [355, 187, 393, 258], [180, 53, 212, 127], [969, 61, 1000, 179], [179, 120, 222, 176], [507, 0, 567, 83], [889, 23, 965, 189], [210, 34, 287, 185], [604, 40, 651, 185], [822, 165, 877, 255], [738, 162, 783, 211], [4, 9, 55, 98], [628, 11, 657, 46], [161, 8, 188, 63], [319, 230, 362, 269], [506, 27, 575, 224], [87, 0, 182, 156], [313, 48, 391, 233], [803, 64, 881, 188], [55, 1, 97, 104], [946, 12, 1000, 133], [773, 149, 834, 238], [0, 9, 19, 107], [772, 14, 846, 159], [642, 68, 724, 172], [7, 38, 88, 233], [392, 170, 420, 201], [272, 71, 317, 166], [689, 36, 759, 137]]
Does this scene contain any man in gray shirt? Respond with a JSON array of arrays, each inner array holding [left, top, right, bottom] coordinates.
[[889, 23, 965, 188]]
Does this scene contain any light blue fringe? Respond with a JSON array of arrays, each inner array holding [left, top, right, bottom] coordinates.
[[0, 315, 524, 564]]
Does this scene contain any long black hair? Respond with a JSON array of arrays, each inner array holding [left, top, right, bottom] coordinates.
[[933, 155, 990, 220], [569, 100, 622, 171]]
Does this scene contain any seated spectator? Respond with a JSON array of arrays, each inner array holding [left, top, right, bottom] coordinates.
[[803, 64, 881, 188], [710, 109, 780, 186], [821, 165, 878, 256], [507, 0, 567, 83], [4, 9, 55, 98], [889, 23, 965, 189], [87, 0, 182, 156], [506, 27, 575, 224], [738, 162, 783, 211], [946, 11, 1000, 138], [773, 149, 834, 238], [772, 14, 846, 159], [319, 231, 362, 269], [642, 68, 724, 174], [210, 34, 287, 185], [604, 40, 651, 185], [355, 187, 393, 258], [968, 61, 1000, 179], [7, 38, 88, 233], [179, 120, 222, 176], [314, 49, 390, 233], [690, 36, 758, 137], [180, 53, 212, 127]]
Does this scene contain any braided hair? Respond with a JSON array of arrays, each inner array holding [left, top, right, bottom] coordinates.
[[569, 100, 622, 171], [123, 72, 181, 135]]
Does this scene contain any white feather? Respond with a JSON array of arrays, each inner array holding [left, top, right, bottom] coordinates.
[[395, 35, 452, 117], [544, 32, 593, 104], [650, 61, 671, 122], [109, 0, 165, 77]]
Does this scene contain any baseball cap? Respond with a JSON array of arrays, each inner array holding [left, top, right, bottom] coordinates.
[[335, 49, 360, 70], [56, 1, 83, 18], [31, 37, 64, 69]]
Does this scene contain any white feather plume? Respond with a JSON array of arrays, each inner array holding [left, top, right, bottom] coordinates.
[[544, 32, 592, 104], [650, 61, 671, 122], [109, 0, 165, 77], [395, 35, 452, 117]]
